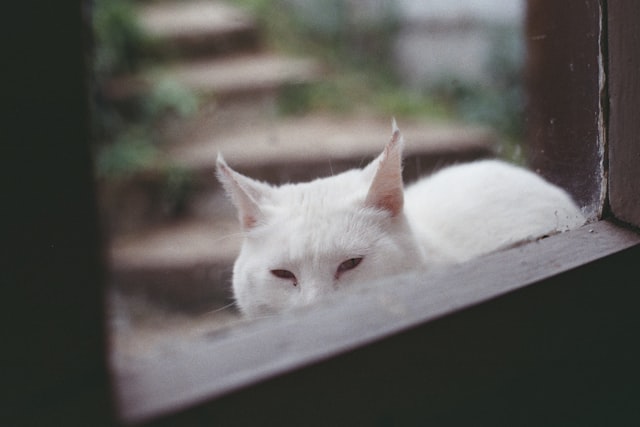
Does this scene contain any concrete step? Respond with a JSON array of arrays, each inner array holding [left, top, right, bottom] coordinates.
[[164, 54, 323, 98], [102, 115, 496, 234], [172, 114, 495, 173], [176, 114, 496, 219], [138, 0, 260, 59], [105, 53, 323, 102], [172, 113, 496, 184], [109, 218, 241, 313]]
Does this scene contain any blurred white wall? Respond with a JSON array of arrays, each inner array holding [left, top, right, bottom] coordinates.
[[393, 0, 525, 88], [396, 0, 523, 25]]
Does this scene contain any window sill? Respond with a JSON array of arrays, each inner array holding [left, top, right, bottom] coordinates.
[[113, 219, 640, 424]]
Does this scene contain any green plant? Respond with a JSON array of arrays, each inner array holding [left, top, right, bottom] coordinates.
[[162, 165, 194, 216], [93, 0, 148, 78], [93, 77, 199, 180], [234, 0, 448, 122], [91, 0, 200, 181], [428, 27, 526, 162], [143, 76, 200, 119], [278, 72, 448, 121], [95, 127, 158, 178], [236, 1, 525, 161]]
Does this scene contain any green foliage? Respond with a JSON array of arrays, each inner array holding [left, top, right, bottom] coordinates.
[[93, 76, 199, 180], [143, 76, 200, 120], [433, 80, 523, 140], [234, 0, 458, 128], [96, 127, 158, 178], [236, 0, 525, 162], [278, 72, 377, 115], [278, 72, 448, 120], [428, 27, 526, 162], [93, 0, 148, 78], [163, 165, 194, 215], [91, 1, 200, 181], [234, 0, 400, 74], [370, 86, 450, 120], [235, 0, 439, 121]]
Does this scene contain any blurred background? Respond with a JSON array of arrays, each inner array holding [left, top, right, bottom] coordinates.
[[92, 0, 525, 356]]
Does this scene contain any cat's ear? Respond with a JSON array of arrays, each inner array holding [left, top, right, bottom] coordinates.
[[216, 154, 270, 230], [364, 119, 404, 217]]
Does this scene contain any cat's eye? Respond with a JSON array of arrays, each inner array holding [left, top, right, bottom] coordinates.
[[336, 257, 363, 276], [270, 269, 297, 286]]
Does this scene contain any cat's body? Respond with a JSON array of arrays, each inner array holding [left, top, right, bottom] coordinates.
[[217, 123, 585, 317], [404, 159, 585, 265]]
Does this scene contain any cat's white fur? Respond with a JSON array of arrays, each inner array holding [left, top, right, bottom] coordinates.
[[217, 123, 585, 317]]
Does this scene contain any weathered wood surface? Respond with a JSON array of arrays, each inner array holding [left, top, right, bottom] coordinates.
[[525, 0, 606, 219], [608, 1, 640, 228], [114, 221, 640, 424]]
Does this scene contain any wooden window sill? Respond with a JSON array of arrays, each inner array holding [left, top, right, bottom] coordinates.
[[113, 219, 640, 424]]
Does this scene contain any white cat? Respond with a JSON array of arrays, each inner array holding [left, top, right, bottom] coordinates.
[[217, 122, 585, 317]]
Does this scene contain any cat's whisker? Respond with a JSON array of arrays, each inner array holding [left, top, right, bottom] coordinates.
[[202, 301, 238, 315], [357, 155, 367, 169], [209, 231, 246, 245], [247, 313, 279, 321]]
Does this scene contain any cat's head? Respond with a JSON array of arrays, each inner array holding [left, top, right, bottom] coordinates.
[[217, 122, 424, 317]]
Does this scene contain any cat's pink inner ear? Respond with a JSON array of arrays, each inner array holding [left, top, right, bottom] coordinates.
[[364, 123, 404, 216], [216, 155, 266, 230]]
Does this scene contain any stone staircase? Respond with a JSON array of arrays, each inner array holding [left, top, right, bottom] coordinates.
[[105, 0, 496, 314]]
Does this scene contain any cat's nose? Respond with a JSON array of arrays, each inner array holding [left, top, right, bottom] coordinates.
[[298, 283, 329, 306], [299, 288, 320, 306]]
